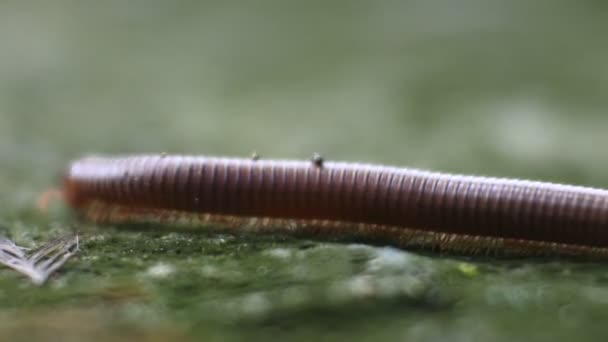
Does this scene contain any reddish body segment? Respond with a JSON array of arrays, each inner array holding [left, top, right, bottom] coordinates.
[[64, 155, 608, 258]]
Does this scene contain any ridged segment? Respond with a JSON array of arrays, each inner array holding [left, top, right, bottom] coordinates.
[[64, 155, 608, 250]]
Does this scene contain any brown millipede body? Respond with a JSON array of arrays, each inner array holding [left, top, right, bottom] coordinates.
[[63, 154, 608, 258]]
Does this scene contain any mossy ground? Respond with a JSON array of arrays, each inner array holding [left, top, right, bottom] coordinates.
[[2, 1, 608, 341]]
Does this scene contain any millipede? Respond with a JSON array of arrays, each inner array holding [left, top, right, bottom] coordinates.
[[61, 154, 608, 259]]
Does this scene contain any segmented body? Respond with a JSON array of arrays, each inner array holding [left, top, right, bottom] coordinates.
[[64, 155, 608, 258]]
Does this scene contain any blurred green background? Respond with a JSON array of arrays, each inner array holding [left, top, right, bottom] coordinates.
[[1, 1, 608, 341]]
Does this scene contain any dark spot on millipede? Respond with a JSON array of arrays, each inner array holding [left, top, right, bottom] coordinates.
[[311, 152, 324, 168]]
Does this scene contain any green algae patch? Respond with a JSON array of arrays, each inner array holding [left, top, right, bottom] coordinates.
[[1, 221, 608, 340]]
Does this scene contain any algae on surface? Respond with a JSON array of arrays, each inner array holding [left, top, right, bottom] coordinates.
[[2, 1, 608, 341]]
